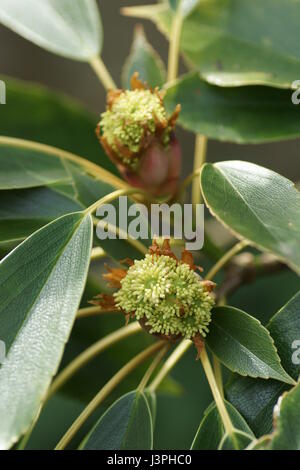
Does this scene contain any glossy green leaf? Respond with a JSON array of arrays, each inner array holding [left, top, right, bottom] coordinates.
[[218, 430, 254, 450], [268, 290, 300, 379], [269, 382, 300, 450], [80, 391, 153, 450], [239, 381, 300, 450], [0, 0, 102, 60], [0, 77, 117, 173], [129, 1, 300, 88], [122, 25, 166, 89], [226, 376, 288, 438], [201, 161, 300, 274], [0, 186, 83, 248], [164, 73, 300, 144], [226, 291, 300, 436], [0, 142, 69, 189], [191, 400, 254, 450], [0, 212, 93, 449], [206, 306, 294, 384]]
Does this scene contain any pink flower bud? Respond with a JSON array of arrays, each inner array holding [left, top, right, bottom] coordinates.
[[120, 136, 181, 196], [97, 73, 181, 197]]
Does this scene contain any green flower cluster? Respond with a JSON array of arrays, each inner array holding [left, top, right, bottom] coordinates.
[[114, 254, 215, 339], [100, 89, 169, 168]]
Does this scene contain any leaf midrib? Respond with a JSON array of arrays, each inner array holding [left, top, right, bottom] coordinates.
[[121, 392, 152, 450]]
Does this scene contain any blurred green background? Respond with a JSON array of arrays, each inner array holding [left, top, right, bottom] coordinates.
[[0, 0, 299, 450]]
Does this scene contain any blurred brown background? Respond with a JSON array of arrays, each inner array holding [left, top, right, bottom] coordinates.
[[0, 0, 300, 182]]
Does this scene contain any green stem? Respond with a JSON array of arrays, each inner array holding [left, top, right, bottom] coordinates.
[[90, 247, 105, 261], [85, 188, 170, 215], [92, 216, 148, 255], [167, 10, 183, 81], [0, 136, 127, 191], [148, 340, 192, 392], [213, 355, 224, 398], [48, 322, 141, 400], [192, 135, 207, 205], [17, 418, 38, 450], [199, 348, 234, 436], [89, 56, 117, 90], [76, 305, 120, 319], [85, 188, 147, 215], [177, 167, 202, 199], [55, 341, 165, 450], [205, 240, 249, 281], [137, 343, 170, 392], [211, 295, 226, 398]]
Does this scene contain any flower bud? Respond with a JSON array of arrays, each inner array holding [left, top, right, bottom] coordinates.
[[97, 74, 181, 196]]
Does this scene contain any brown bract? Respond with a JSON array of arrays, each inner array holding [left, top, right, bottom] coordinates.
[[193, 333, 205, 360], [103, 264, 127, 288]]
